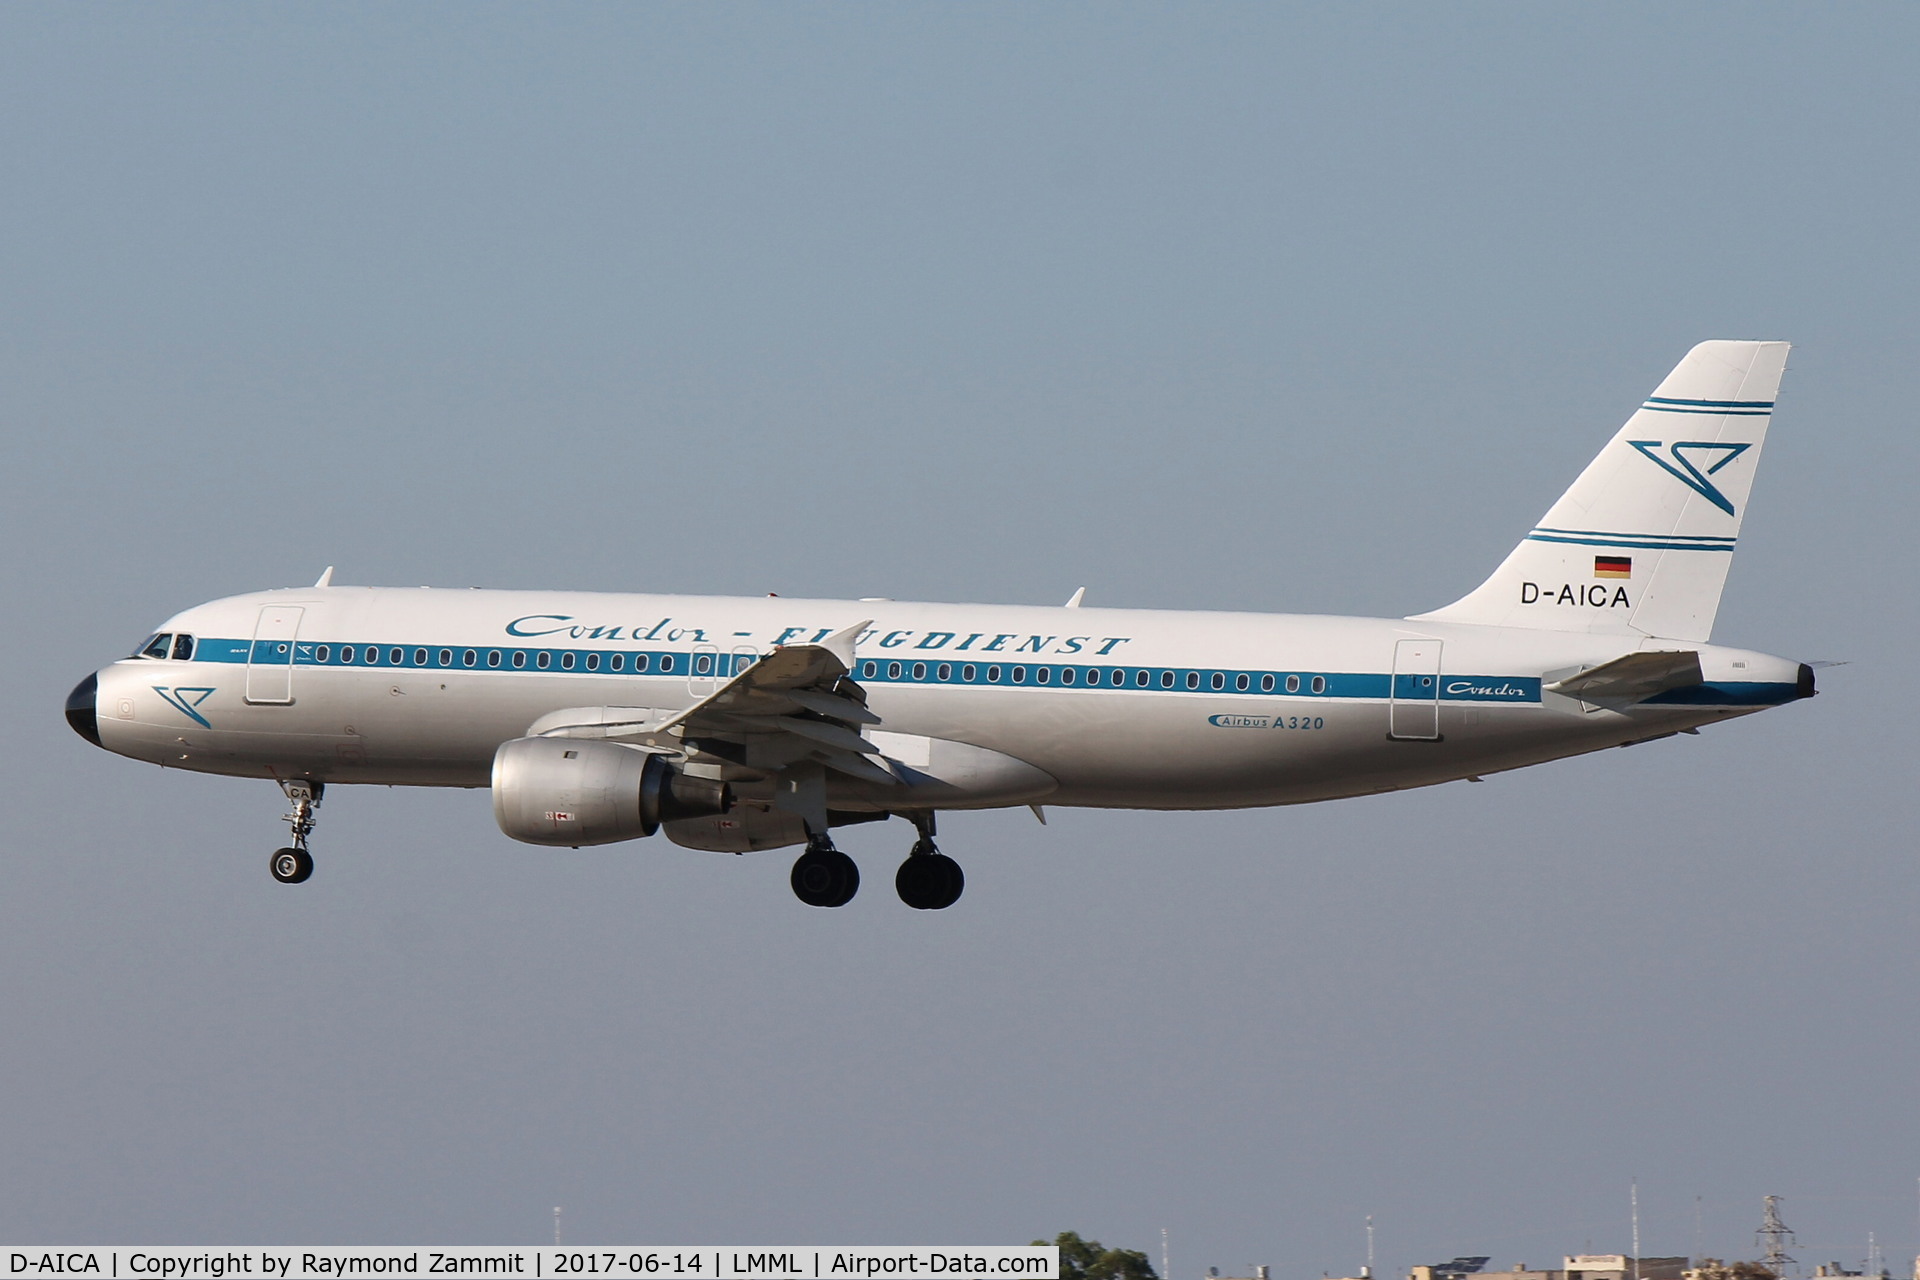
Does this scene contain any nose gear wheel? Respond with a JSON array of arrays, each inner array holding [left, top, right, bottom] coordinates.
[[270, 847, 313, 883], [271, 779, 323, 885]]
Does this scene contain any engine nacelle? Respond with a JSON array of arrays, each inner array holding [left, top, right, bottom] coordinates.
[[491, 737, 731, 847]]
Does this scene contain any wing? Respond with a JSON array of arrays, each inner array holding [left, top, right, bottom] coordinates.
[[531, 620, 896, 786]]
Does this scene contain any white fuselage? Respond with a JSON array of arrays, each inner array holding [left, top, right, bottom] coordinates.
[[81, 586, 1810, 811]]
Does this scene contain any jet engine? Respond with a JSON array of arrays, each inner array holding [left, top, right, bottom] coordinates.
[[491, 737, 731, 847]]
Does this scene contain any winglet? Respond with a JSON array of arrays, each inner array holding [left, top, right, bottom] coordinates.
[[818, 620, 870, 669], [1064, 587, 1086, 609], [313, 566, 335, 588]]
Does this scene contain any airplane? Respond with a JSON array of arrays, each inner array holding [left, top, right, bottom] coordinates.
[[64, 340, 1815, 909]]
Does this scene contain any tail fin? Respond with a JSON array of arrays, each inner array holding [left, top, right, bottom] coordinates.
[[1411, 340, 1790, 642]]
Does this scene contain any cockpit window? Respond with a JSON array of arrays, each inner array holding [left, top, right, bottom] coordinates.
[[171, 634, 195, 661], [139, 634, 171, 659]]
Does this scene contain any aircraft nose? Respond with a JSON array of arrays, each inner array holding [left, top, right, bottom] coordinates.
[[65, 672, 102, 747]]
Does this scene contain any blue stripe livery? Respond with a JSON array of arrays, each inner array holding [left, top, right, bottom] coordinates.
[[180, 637, 1808, 709], [1641, 681, 1801, 707], [1526, 531, 1736, 552], [1641, 396, 1774, 417], [184, 636, 1552, 704]]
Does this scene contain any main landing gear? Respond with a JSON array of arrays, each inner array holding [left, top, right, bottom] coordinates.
[[790, 834, 860, 908], [894, 812, 963, 911], [269, 779, 322, 884], [787, 814, 966, 910]]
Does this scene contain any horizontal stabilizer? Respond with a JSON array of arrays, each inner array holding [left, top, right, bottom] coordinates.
[[1548, 650, 1702, 704]]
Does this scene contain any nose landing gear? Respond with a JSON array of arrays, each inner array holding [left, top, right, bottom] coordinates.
[[269, 779, 322, 884], [894, 812, 963, 910]]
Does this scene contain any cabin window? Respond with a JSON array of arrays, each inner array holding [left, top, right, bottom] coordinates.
[[389, 648, 403, 665], [695, 653, 712, 675], [1310, 675, 1327, 694], [862, 661, 877, 678], [171, 635, 195, 661], [888, 661, 902, 679], [412, 648, 426, 666], [636, 654, 650, 672], [1236, 673, 1250, 691], [487, 651, 501, 668], [561, 652, 576, 671], [315, 645, 330, 662], [536, 652, 551, 670], [1285, 674, 1300, 693], [1186, 671, 1200, 690], [911, 662, 926, 680], [962, 664, 976, 681], [987, 665, 1002, 682], [1160, 670, 1174, 689], [1012, 665, 1026, 683], [1061, 668, 1076, 685], [438, 649, 453, 667], [341, 646, 354, 664], [1261, 673, 1275, 692], [1111, 669, 1125, 687], [511, 651, 526, 669], [937, 663, 952, 681], [366, 647, 380, 664], [1135, 669, 1149, 687], [660, 654, 674, 672], [1211, 671, 1225, 690], [1037, 666, 1051, 684], [585, 653, 600, 672], [610, 654, 623, 672]]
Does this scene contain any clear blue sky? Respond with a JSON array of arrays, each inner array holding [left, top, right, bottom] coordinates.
[[4, 2, 1916, 1266]]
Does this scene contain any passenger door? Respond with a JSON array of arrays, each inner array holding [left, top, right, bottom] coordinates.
[[1389, 638, 1442, 740], [245, 605, 304, 705]]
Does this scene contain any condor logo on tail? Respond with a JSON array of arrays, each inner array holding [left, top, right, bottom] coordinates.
[[1627, 440, 1753, 516]]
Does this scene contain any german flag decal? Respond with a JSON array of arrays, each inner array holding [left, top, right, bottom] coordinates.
[[1594, 555, 1632, 579]]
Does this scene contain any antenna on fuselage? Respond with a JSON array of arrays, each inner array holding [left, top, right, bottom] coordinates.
[[313, 566, 335, 588], [1064, 586, 1086, 608]]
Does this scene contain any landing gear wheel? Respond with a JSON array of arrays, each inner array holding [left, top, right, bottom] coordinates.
[[270, 846, 313, 884], [790, 842, 859, 908], [270, 779, 323, 884], [895, 850, 963, 910]]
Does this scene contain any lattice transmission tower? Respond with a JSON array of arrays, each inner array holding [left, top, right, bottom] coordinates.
[[1755, 1195, 1797, 1276]]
